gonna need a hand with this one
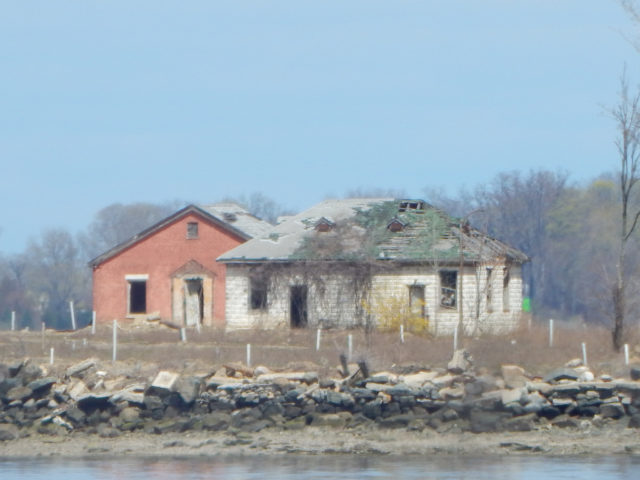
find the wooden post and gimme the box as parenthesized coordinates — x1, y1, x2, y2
(316, 328, 322, 351)
(246, 343, 252, 367)
(549, 319, 554, 347)
(11, 311, 15, 331)
(112, 319, 117, 363)
(581, 342, 587, 366)
(69, 301, 76, 330)
(347, 334, 353, 362)
(91, 311, 96, 335)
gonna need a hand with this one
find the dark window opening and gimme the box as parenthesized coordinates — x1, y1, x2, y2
(250, 278, 268, 310)
(187, 222, 199, 239)
(398, 200, 425, 213)
(290, 285, 308, 328)
(129, 280, 147, 314)
(486, 267, 493, 313)
(409, 284, 426, 317)
(439, 270, 457, 309)
(503, 267, 511, 312)
(315, 217, 335, 232)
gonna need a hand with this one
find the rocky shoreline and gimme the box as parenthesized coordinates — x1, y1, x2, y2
(2, 350, 640, 457)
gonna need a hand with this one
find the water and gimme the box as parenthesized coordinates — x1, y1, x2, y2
(1, 455, 639, 480)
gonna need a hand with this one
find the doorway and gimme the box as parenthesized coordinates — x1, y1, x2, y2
(290, 285, 308, 328)
(184, 278, 204, 326)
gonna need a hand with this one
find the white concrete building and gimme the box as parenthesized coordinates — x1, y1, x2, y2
(218, 198, 528, 335)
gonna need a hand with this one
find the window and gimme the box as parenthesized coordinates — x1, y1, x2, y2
(187, 222, 199, 239)
(439, 270, 457, 309)
(503, 267, 511, 312)
(409, 285, 426, 317)
(128, 280, 147, 314)
(486, 267, 493, 313)
(250, 277, 268, 310)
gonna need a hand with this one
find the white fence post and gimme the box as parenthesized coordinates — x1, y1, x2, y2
(112, 319, 118, 363)
(400, 324, 405, 344)
(180, 328, 187, 343)
(549, 319, 554, 347)
(581, 342, 588, 366)
(316, 328, 322, 351)
(69, 301, 76, 330)
(91, 311, 96, 335)
(347, 334, 353, 362)
(625, 344, 630, 366)
(246, 343, 252, 367)
(453, 324, 459, 351)
(11, 311, 16, 331)
(49, 347, 54, 365)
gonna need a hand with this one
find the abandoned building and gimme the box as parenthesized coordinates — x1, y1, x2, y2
(218, 198, 528, 335)
(90, 203, 272, 327)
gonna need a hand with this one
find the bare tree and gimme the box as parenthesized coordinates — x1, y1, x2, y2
(611, 72, 640, 350)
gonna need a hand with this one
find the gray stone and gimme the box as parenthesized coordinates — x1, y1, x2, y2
(4, 385, 32, 402)
(630, 365, 640, 381)
(448, 349, 473, 374)
(65, 359, 97, 378)
(377, 414, 414, 428)
(65, 407, 86, 425)
(26, 377, 57, 395)
(501, 365, 527, 389)
(551, 414, 580, 428)
(543, 368, 579, 383)
(202, 412, 231, 430)
(600, 402, 626, 419)
(0, 424, 18, 441)
(628, 414, 640, 428)
(173, 376, 201, 405)
(310, 412, 349, 428)
(119, 406, 140, 423)
(149, 371, 180, 396)
(504, 413, 537, 431)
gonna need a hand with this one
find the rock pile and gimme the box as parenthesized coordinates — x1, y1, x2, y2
(1, 351, 640, 441)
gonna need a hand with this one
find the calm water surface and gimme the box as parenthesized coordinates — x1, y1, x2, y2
(1, 455, 640, 480)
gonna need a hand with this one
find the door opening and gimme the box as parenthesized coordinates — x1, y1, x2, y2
(290, 285, 308, 328)
(184, 278, 204, 326)
(128, 280, 147, 314)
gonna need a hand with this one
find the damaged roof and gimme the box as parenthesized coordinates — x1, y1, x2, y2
(218, 198, 528, 264)
(90, 203, 272, 267)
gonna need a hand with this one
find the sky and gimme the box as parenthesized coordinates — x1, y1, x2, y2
(1, 1, 638, 254)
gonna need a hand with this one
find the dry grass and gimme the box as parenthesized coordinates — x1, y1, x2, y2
(1, 320, 639, 378)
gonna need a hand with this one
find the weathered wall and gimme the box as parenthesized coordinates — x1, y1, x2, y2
(225, 262, 523, 334)
(92, 213, 245, 326)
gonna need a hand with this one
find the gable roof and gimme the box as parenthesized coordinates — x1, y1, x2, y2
(218, 198, 528, 264)
(90, 203, 272, 267)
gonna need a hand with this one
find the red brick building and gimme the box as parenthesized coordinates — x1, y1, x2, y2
(90, 203, 271, 327)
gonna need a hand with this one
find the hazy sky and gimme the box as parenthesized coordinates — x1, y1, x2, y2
(1, 1, 638, 254)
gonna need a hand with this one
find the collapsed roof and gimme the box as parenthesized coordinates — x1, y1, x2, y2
(218, 198, 528, 264)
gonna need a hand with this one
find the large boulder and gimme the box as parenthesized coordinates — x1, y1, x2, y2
(501, 365, 527, 389)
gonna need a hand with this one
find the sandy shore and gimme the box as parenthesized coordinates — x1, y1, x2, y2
(2, 425, 640, 459)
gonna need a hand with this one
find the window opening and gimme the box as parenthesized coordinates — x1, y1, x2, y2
(187, 222, 199, 239)
(290, 285, 308, 328)
(503, 267, 511, 312)
(439, 270, 457, 309)
(486, 267, 493, 313)
(128, 280, 147, 314)
(250, 277, 268, 310)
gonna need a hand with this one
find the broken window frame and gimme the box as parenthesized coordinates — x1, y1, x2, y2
(186, 222, 199, 239)
(439, 270, 457, 309)
(249, 277, 268, 311)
